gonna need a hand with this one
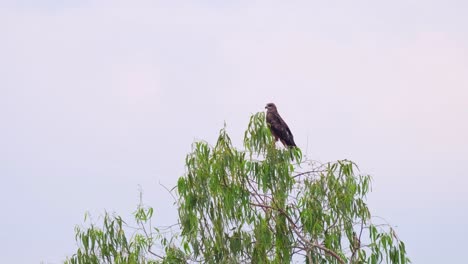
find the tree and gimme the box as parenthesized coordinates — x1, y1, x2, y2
(66, 112, 410, 264)
(65, 194, 186, 264)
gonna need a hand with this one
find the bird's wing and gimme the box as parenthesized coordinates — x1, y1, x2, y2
(269, 112, 296, 147)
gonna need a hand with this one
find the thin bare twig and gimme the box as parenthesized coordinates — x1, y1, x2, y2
(159, 181, 178, 204)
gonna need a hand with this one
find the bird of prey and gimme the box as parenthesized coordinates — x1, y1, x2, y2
(265, 103, 296, 148)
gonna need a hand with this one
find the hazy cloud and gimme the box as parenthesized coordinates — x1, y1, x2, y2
(1, 1, 467, 263)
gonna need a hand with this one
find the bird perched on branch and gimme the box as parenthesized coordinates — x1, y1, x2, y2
(265, 103, 296, 148)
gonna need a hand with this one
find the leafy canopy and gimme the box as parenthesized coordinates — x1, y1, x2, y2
(66, 112, 410, 264)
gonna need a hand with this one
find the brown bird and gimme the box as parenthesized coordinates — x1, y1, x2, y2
(265, 103, 296, 148)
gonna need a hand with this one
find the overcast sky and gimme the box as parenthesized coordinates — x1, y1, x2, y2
(1, 1, 467, 263)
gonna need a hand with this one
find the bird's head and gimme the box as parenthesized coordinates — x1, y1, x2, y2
(265, 103, 277, 111)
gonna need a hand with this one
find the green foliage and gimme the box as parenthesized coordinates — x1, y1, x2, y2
(177, 112, 410, 263)
(66, 112, 410, 264)
(65, 201, 187, 264)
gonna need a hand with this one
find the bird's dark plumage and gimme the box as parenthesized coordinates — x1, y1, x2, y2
(265, 103, 296, 148)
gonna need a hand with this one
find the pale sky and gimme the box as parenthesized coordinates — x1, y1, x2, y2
(1, 1, 467, 263)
